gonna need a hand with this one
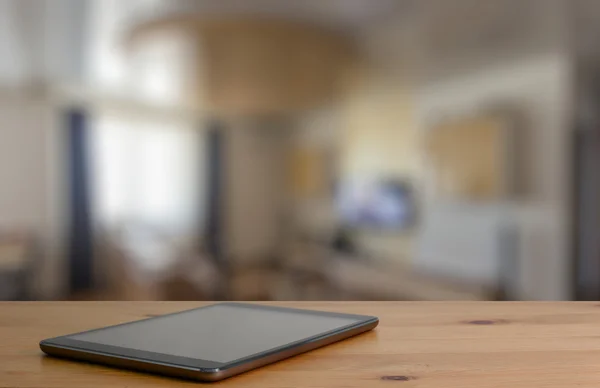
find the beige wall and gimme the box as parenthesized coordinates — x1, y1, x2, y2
(417, 54, 573, 300)
(340, 73, 420, 180)
(0, 90, 66, 299)
(336, 69, 420, 263)
(224, 119, 287, 264)
(286, 49, 421, 264)
(0, 96, 48, 229)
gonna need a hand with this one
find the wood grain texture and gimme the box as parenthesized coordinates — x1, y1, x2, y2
(2, 302, 600, 387)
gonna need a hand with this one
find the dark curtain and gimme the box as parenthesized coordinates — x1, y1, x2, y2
(205, 121, 225, 267)
(67, 108, 94, 293)
(572, 126, 600, 300)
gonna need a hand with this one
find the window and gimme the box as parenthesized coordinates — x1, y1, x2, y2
(92, 112, 205, 234)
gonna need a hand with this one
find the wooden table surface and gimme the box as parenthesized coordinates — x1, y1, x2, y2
(2, 302, 600, 387)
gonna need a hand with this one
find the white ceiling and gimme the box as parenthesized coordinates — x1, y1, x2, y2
(417, 0, 568, 79)
(3, 0, 598, 88)
(573, 0, 600, 60)
(127, 0, 568, 58)
(127, 0, 411, 33)
(0, 0, 88, 85)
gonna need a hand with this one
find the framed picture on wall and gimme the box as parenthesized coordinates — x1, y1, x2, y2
(288, 145, 336, 200)
(424, 110, 522, 202)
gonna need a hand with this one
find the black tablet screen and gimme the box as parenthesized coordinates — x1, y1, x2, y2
(70, 304, 360, 363)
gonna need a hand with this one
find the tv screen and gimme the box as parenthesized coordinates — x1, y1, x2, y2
(337, 179, 415, 229)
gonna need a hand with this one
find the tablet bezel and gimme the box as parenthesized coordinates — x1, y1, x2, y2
(40, 303, 378, 375)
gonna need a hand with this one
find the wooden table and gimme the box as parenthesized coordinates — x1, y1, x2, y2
(2, 302, 600, 387)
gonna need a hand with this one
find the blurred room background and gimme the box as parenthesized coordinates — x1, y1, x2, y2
(1, 0, 599, 301)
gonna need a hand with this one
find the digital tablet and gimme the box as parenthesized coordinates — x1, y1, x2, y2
(40, 303, 378, 381)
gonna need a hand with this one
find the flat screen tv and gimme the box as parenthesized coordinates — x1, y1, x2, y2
(337, 178, 415, 230)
